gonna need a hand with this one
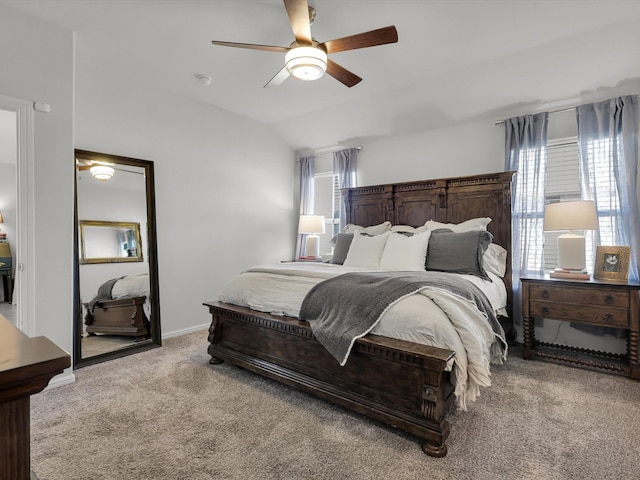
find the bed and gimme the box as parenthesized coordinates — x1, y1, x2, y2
(204, 171, 514, 457)
(83, 273, 151, 341)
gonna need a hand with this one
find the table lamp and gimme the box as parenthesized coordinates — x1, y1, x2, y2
(298, 215, 325, 259)
(543, 200, 597, 271)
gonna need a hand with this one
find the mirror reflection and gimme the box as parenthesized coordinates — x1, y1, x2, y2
(79, 220, 143, 264)
(74, 150, 161, 366)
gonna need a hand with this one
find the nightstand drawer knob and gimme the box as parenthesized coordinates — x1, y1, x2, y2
(604, 295, 614, 305)
(603, 313, 613, 321)
(542, 307, 550, 315)
(541, 290, 550, 299)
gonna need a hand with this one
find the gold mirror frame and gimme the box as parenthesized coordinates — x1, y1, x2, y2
(79, 220, 143, 264)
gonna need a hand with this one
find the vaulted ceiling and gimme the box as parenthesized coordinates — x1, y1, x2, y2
(5, 0, 640, 150)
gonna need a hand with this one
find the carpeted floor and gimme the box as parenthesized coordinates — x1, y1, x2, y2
(31, 330, 640, 480)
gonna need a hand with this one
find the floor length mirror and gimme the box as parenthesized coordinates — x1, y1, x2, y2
(74, 149, 161, 367)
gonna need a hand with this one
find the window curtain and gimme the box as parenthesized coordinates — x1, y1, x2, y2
(504, 113, 549, 325)
(576, 96, 640, 282)
(333, 148, 358, 232)
(295, 156, 315, 260)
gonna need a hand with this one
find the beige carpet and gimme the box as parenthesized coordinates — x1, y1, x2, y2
(31, 330, 640, 480)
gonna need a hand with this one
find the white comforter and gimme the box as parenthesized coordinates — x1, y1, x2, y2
(219, 263, 508, 410)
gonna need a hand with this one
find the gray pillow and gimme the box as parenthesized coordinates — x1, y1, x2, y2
(426, 229, 493, 281)
(331, 233, 354, 265)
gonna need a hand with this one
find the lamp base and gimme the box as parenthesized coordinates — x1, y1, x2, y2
(304, 234, 320, 259)
(549, 268, 590, 280)
(557, 234, 586, 271)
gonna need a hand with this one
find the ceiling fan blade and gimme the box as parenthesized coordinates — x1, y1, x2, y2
(283, 0, 312, 44)
(211, 40, 288, 53)
(319, 26, 398, 54)
(326, 59, 362, 88)
(264, 66, 290, 88)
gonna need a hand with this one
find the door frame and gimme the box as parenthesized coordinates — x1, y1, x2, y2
(0, 94, 35, 336)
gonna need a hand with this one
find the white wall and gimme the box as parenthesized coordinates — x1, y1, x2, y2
(74, 72, 295, 337)
(0, 5, 74, 381)
(358, 120, 504, 186)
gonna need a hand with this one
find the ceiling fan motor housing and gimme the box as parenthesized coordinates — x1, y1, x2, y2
(285, 46, 327, 80)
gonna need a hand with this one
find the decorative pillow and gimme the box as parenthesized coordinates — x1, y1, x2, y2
(380, 231, 431, 271)
(330, 233, 354, 265)
(343, 221, 391, 236)
(426, 229, 493, 281)
(483, 243, 508, 277)
(391, 224, 428, 234)
(343, 231, 390, 268)
(425, 217, 492, 232)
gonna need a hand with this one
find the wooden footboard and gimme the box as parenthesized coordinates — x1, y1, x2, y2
(204, 301, 457, 457)
(84, 296, 150, 341)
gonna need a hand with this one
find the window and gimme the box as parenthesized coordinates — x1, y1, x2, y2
(581, 136, 622, 248)
(313, 171, 340, 255)
(523, 136, 623, 274)
(543, 139, 582, 271)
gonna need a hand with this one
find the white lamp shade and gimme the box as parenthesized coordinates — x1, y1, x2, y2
(543, 200, 597, 232)
(298, 215, 326, 234)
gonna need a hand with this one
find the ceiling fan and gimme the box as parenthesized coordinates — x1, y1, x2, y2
(211, 0, 398, 88)
(76, 160, 143, 181)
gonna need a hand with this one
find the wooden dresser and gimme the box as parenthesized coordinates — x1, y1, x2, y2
(0, 316, 70, 480)
(521, 274, 640, 380)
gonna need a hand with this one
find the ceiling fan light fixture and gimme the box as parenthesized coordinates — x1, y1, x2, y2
(285, 46, 327, 81)
(90, 165, 115, 181)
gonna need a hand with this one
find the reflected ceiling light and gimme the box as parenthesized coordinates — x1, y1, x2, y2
(90, 165, 115, 181)
(285, 46, 327, 81)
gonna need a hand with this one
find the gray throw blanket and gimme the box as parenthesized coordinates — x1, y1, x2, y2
(88, 276, 122, 314)
(299, 271, 506, 366)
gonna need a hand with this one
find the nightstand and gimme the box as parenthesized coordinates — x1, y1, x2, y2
(521, 274, 640, 380)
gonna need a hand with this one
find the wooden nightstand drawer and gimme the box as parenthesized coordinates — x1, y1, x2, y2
(529, 284, 628, 308)
(529, 301, 628, 327)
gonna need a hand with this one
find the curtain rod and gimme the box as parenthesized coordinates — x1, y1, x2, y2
(296, 145, 362, 161)
(494, 106, 574, 126)
(494, 94, 640, 126)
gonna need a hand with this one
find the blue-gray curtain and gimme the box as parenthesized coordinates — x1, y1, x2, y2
(576, 96, 640, 282)
(295, 156, 315, 260)
(333, 148, 358, 232)
(504, 113, 549, 325)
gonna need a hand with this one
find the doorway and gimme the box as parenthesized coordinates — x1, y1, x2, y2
(0, 95, 35, 335)
(0, 108, 16, 324)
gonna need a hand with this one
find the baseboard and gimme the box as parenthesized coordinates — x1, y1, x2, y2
(162, 323, 209, 340)
(44, 370, 76, 391)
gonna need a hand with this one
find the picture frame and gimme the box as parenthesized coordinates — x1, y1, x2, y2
(594, 246, 631, 282)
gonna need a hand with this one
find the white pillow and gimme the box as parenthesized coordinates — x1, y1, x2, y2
(425, 217, 492, 232)
(343, 231, 390, 268)
(380, 231, 431, 271)
(343, 221, 391, 236)
(391, 224, 428, 234)
(483, 243, 508, 277)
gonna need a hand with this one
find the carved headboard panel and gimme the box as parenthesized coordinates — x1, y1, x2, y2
(344, 171, 515, 314)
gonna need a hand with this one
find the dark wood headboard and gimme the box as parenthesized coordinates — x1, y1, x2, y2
(344, 171, 515, 314)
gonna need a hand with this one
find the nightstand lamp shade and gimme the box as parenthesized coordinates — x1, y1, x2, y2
(298, 215, 325, 258)
(544, 200, 598, 270)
